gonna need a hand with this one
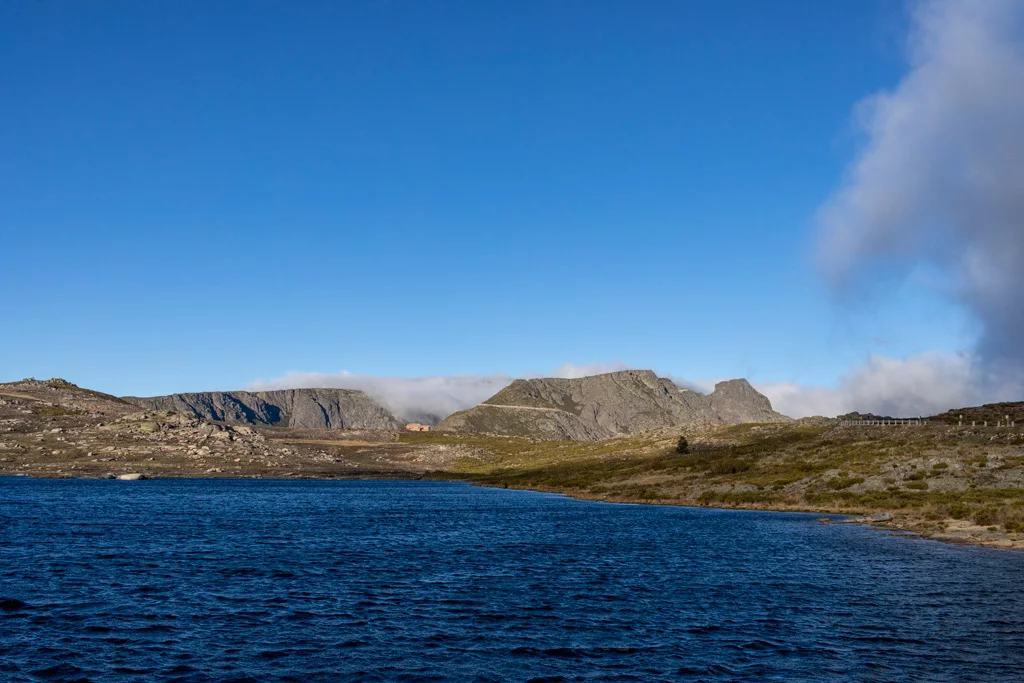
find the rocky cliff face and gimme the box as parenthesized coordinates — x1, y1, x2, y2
(707, 378, 786, 424)
(436, 370, 789, 440)
(124, 388, 401, 430)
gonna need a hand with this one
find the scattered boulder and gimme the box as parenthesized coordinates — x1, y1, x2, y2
(841, 512, 894, 525)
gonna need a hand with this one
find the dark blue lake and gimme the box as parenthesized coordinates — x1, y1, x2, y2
(1, 478, 1023, 682)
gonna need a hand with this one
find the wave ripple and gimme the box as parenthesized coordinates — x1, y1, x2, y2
(2, 478, 1023, 681)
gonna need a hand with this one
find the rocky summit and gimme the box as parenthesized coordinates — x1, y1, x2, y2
(435, 370, 790, 440)
(124, 388, 401, 430)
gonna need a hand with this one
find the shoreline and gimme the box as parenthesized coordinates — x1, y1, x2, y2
(4, 381, 1023, 553)
(468, 479, 1024, 551)
(5, 472, 1021, 551)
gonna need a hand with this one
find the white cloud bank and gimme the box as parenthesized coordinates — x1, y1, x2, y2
(248, 362, 632, 424)
(758, 352, 1023, 419)
(803, 0, 1024, 416)
(250, 2, 1024, 424)
(249, 371, 513, 425)
(250, 354, 1023, 422)
(817, 0, 1024, 366)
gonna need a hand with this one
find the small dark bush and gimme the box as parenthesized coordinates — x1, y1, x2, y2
(708, 457, 751, 475)
(973, 506, 1006, 527)
(621, 485, 662, 500)
(946, 503, 970, 520)
(676, 436, 690, 455)
(826, 476, 865, 490)
(33, 406, 82, 417)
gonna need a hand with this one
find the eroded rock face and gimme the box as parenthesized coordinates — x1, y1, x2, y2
(708, 379, 788, 425)
(124, 389, 401, 430)
(436, 370, 789, 440)
(436, 403, 611, 441)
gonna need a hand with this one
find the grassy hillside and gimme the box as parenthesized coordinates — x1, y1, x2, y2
(930, 402, 1024, 426)
(5, 378, 1024, 549)
(404, 418, 1024, 548)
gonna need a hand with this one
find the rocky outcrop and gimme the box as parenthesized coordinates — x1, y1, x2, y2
(123, 389, 401, 430)
(707, 379, 787, 424)
(436, 403, 612, 441)
(436, 370, 789, 440)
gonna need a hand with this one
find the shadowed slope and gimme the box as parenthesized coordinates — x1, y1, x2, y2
(124, 388, 401, 430)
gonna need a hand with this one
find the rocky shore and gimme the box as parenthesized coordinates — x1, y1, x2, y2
(4, 378, 1024, 550)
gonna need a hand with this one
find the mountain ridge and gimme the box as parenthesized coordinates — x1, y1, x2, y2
(4, 377, 1024, 548)
(436, 369, 790, 440)
(124, 388, 402, 430)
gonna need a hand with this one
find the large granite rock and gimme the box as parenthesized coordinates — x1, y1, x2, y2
(124, 388, 401, 430)
(436, 370, 789, 440)
(707, 378, 786, 424)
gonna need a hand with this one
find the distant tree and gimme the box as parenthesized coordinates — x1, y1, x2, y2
(676, 436, 690, 454)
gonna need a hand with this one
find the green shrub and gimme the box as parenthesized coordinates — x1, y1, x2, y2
(677, 451, 750, 474)
(34, 406, 82, 417)
(708, 457, 751, 475)
(946, 503, 970, 519)
(620, 485, 662, 500)
(698, 490, 785, 506)
(932, 462, 949, 471)
(676, 436, 690, 454)
(906, 471, 926, 481)
(826, 476, 865, 490)
(905, 481, 929, 490)
(973, 507, 999, 526)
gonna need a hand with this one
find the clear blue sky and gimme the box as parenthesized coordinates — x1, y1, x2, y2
(0, 1, 974, 396)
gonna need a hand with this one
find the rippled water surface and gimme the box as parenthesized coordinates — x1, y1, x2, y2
(2, 479, 1024, 681)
